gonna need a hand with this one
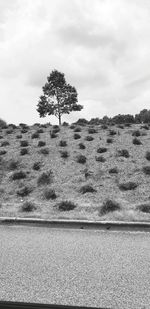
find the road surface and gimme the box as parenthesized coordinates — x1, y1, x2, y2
(0, 225, 149, 308)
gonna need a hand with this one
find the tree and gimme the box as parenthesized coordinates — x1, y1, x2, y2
(37, 70, 83, 125)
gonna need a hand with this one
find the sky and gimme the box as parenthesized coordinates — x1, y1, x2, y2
(1, 0, 150, 125)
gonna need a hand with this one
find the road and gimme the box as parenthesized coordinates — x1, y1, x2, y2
(0, 225, 149, 309)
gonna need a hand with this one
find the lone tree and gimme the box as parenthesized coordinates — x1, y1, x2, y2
(37, 70, 83, 125)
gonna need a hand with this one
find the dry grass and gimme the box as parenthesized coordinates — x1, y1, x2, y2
(0, 123, 150, 221)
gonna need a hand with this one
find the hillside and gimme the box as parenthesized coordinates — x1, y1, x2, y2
(0, 122, 150, 221)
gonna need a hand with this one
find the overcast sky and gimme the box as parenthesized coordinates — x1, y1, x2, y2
(1, 0, 150, 125)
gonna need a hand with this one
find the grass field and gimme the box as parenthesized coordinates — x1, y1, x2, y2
(0, 122, 150, 221)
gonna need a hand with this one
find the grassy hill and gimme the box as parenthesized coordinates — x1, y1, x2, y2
(0, 121, 150, 221)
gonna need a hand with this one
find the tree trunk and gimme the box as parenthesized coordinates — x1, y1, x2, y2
(59, 114, 61, 126)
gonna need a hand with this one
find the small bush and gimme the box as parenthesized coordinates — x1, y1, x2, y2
(95, 156, 106, 162)
(117, 149, 129, 158)
(20, 140, 29, 147)
(37, 170, 53, 186)
(109, 167, 118, 174)
(17, 186, 32, 197)
(88, 128, 97, 134)
(60, 151, 69, 158)
(70, 125, 75, 129)
(79, 143, 86, 149)
(74, 133, 81, 140)
(8, 159, 19, 170)
(85, 136, 94, 141)
(79, 185, 96, 194)
(97, 147, 107, 153)
(21, 201, 37, 212)
(20, 148, 28, 156)
(32, 161, 41, 171)
(1, 141, 9, 147)
(38, 141, 46, 147)
(39, 147, 49, 155)
(0, 150, 7, 155)
(19, 123, 28, 129)
(109, 130, 116, 136)
(43, 188, 57, 200)
(52, 126, 60, 134)
(119, 181, 138, 191)
(50, 131, 58, 138)
(141, 125, 149, 130)
(76, 154, 86, 164)
(59, 140, 67, 147)
(143, 166, 150, 175)
(36, 128, 44, 134)
(11, 171, 26, 180)
(6, 129, 13, 134)
(16, 135, 22, 139)
(57, 200, 77, 211)
(31, 132, 40, 139)
(132, 130, 141, 137)
(137, 203, 150, 213)
(132, 138, 142, 145)
(21, 129, 28, 134)
(62, 122, 69, 126)
(100, 199, 121, 215)
(106, 138, 113, 143)
(74, 127, 81, 132)
(0, 136, 3, 139)
(117, 125, 124, 129)
(101, 125, 108, 130)
(145, 151, 150, 161)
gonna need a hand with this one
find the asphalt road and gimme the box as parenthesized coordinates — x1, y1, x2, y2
(0, 225, 149, 309)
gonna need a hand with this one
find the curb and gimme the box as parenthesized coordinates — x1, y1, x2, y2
(0, 217, 150, 231)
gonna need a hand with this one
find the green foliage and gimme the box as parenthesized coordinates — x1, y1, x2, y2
(16, 135, 22, 139)
(132, 130, 141, 137)
(117, 149, 129, 158)
(8, 159, 19, 170)
(88, 128, 97, 134)
(106, 138, 113, 143)
(85, 135, 94, 141)
(43, 188, 57, 200)
(100, 199, 121, 215)
(1, 141, 9, 147)
(11, 171, 26, 180)
(20, 148, 28, 156)
(109, 129, 117, 136)
(60, 150, 69, 158)
(56, 200, 77, 211)
(74, 127, 82, 132)
(109, 167, 118, 174)
(79, 185, 96, 194)
(143, 166, 150, 175)
(20, 140, 29, 147)
(95, 156, 106, 162)
(119, 181, 138, 190)
(76, 154, 86, 164)
(17, 186, 32, 197)
(59, 140, 67, 147)
(145, 151, 150, 161)
(39, 147, 49, 155)
(132, 138, 142, 145)
(38, 141, 46, 147)
(0, 150, 7, 155)
(79, 143, 86, 149)
(74, 133, 81, 139)
(37, 170, 53, 186)
(37, 70, 83, 125)
(31, 132, 40, 139)
(137, 203, 150, 213)
(97, 147, 107, 153)
(21, 201, 37, 212)
(32, 161, 41, 171)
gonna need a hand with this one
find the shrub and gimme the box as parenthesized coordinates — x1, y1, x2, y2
(19, 123, 28, 129)
(33, 161, 41, 171)
(132, 130, 141, 137)
(0, 150, 7, 155)
(74, 127, 81, 132)
(106, 138, 113, 143)
(79, 185, 96, 194)
(74, 133, 81, 139)
(50, 131, 58, 138)
(39, 147, 49, 155)
(100, 199, 121, 215)
(20, 140, 28, 147)
(119, 181, 138, 191)
(132, 138, 142, 145)
(16, 135, 22, 139)
(109, 130, 116, 136)
(52, 126, 60, 134)
(88, 128, 97, 134)
(1, 141, 9, 147)
(109, 167, 118, 174)
(85, 136, 94, 141)
(76, 154, 86, 164)
(143, 166, 150, 175)
(97, 147, 107, 153)
(38, 141, 46, 147)
(37, 170, 53, 186)
(56, 200, 77, 211)
(8, 159, 19, 170)
(62, 121, 69, 126)
(0, 136, 3, 139)
(141, 125, 149, 130)
(101, 125, 108, 130)
(20, 148, 28, 156)
(70, 125, 75, 129)
(17, 186, 32, 197)
(21, 201, 37, 212)
(117, 149, 129, 158)
(6, 129, 13, 134)
(31, 132, 40, 139)
(59, 140, 67, 147)
(117, 125, 124, 129)
(43, 188, 57, 200)
(79, 143, 86, 149)
(21, 128, 28, 134)
(36, 128, 44, 134)
(11, 171, 26, 180)
(145, 151, 150, 161)
(95, 156, 106, 162)
(137, 203, 150, 213)
(60, 151, 69, 158)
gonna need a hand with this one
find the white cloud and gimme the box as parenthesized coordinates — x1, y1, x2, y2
(1, 0, 150, 124)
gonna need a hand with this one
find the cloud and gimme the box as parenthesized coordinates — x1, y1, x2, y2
(1, 0, 150, 124)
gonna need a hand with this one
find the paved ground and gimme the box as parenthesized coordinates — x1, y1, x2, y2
(0, 225, 149, 309)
